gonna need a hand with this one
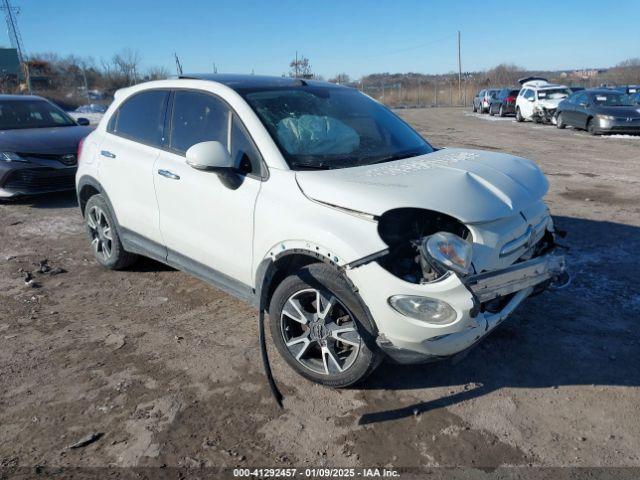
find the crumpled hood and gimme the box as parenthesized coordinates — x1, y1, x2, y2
(0, 126, 93, 154)
(538, 98, 562, 109)
(295, 148, 548, 224)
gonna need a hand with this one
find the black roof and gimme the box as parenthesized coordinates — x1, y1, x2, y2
(177, 73, 345, 91)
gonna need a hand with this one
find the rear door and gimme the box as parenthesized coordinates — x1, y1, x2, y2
(99, 89, 169, 251)
(154, 89, 263, 288)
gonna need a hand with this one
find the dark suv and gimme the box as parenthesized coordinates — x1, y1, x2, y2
(489, 88, 520, 117)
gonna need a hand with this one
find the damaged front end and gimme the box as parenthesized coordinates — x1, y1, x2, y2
(344, 207, 569, 364)
(533, 105, 558, 124)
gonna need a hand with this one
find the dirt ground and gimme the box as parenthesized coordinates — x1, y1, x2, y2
(1, 108, 639, 476)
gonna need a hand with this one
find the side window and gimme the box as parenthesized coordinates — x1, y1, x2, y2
(169, 90, 229, 154)
(112, 90, 169, 147)
(230, 114, 262, 176)
(575, 93, 588, 106)
(524, 89, 535, 100)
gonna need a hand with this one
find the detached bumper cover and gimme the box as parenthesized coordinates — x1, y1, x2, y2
(466, 254, 565, 303)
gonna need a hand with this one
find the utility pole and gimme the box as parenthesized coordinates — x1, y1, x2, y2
(174, 53, 183, 76)
(1, 0, 30, 93)
(418, 79, 421, 106)
(457, 30, 462, 106)
(434, 80, 438, 107)
(213, 62, 217, 74)
(294, 51, 299, 77)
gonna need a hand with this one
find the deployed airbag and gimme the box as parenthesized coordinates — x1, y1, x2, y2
(276, 115, 359, 155)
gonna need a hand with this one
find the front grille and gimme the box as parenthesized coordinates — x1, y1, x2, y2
(17, 152, 77, 166)
(3, 168, 76, 192)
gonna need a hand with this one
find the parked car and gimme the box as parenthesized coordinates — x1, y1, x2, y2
(488, 88, 520, 117)
(473, 89, 499, 113)
(77, 75, 568, 386)
(75, 103, 108, 114)
(624, 86, 640, 105)
(515, 78, 572, 123)
(555, 89, 640, 135)
(0, 95, 92, 199)
(569, 86, 585, 93)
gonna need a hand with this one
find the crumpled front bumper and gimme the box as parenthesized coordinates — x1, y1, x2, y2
(346, 252, 567, 364)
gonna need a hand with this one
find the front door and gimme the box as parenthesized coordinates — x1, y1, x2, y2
(154, 90, 263, 288)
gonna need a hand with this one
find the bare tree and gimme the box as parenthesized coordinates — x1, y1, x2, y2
(289, 54, 313, 79)
(112, 48, 141, 86)
(328, 73, 350, 84)
(145, 65, 170, 81)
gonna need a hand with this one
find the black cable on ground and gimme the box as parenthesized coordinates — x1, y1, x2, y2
(258, 305, 283, 408)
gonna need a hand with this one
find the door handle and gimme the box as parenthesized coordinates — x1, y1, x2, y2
(100, 150, 116, 158)
(158, 169, 180, 180)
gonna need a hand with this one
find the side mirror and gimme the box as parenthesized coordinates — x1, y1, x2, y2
(76, 117, 90, 126)
(186, 141, 234, 173)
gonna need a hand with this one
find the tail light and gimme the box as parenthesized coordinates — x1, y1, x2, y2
(77, 136, 86, 161)
(506, 96, 516, 102)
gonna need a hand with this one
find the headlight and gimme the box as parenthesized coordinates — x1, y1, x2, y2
(389, 295, 457, 324)
(597, 115, 615, 121)
(1, 152, 28, 163)
(420, 232, 473, 276)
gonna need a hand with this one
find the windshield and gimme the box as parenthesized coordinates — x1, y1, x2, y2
(0, 99, 76, 130)
(591, 92, 634, 107)
(537, 88, 571, 100)
(241, 86, 433, 170)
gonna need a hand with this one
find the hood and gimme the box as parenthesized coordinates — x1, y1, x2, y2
(592, 105, 640, 117)
(0, 126, 93, 155)
(295, 148, 549, 224)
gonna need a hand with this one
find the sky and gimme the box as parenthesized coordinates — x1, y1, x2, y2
(10, 0, 640, 79)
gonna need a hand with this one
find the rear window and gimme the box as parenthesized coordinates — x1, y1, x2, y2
(509, 90, 520, 97)
(110, 90, 169, 147)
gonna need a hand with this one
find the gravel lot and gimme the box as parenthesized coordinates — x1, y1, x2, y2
(1, 108, 639, 474)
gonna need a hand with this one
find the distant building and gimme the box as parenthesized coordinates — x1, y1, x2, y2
(0, 47, 21, 80)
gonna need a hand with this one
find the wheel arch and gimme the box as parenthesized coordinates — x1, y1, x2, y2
(76, 175, 122, 231)
(255, 249, 342, 312)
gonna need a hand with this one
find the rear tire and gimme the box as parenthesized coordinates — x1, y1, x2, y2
(516, 107, 524, 122)
(489, 105, 495, 116)
(268, 263, 380, 387)
(499, 105, 505, 117)
(472, 103, 477, 113)
(84, 194, 137, 270)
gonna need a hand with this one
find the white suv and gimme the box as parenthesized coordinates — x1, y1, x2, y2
(516, 77, 572, 123)
(76, 74, 567, 387)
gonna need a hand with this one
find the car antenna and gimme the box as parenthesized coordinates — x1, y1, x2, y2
(258, 288, 284, 408)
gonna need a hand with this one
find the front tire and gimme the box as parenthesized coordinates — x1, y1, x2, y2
(499, 105, 505, 117)
(84, 194, 137, 270)
(268, 263, 380, 387)
(556, 112, 566, 129)
(516, 107, 524, 122)
(587, 118, 598, 135)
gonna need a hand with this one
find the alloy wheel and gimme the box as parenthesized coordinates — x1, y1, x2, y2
(87, 206, 113, 261)
(280, 288, 361, 375)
